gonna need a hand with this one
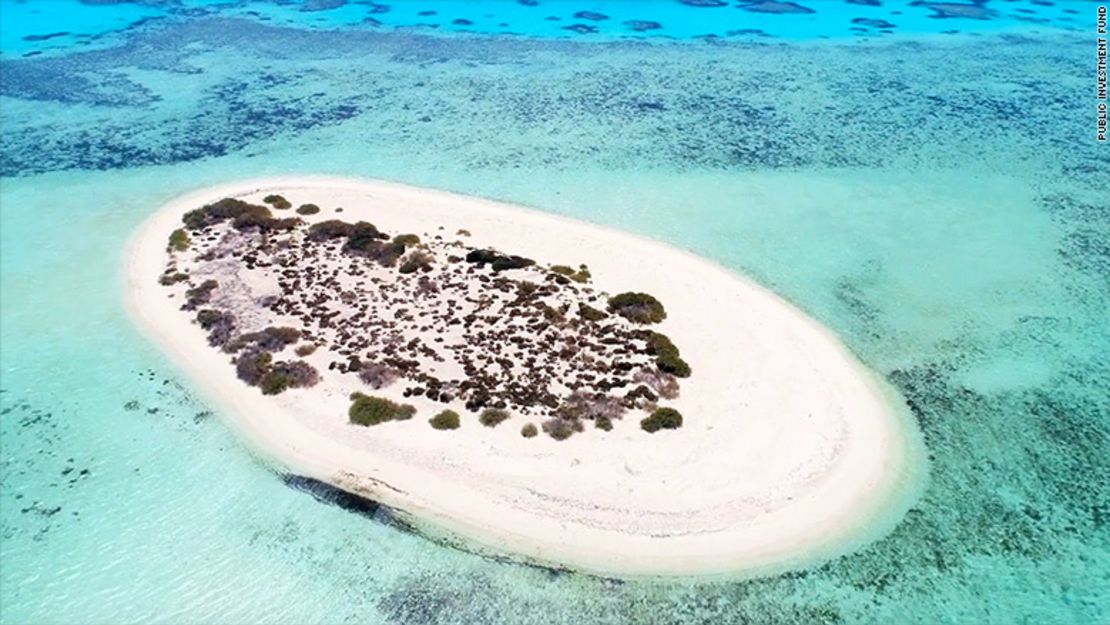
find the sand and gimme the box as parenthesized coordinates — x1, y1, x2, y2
(123, 175, 926, 579)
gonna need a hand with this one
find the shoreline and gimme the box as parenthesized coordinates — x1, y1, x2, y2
(123, 175, 926, 579)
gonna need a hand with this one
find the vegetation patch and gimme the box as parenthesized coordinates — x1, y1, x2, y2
(358, 362, 399, 389)
(647, 332, 691, 378)
(159, 271, 189, 286)
(259, 361, 320, 395)
(393, 234, 420, 246)
(466, 249, 535, 272)
(295, 203, 321, 215)
(399, 251, 433, 274)
(195, 309, 236, 347)
(263, 194, 292, 210)
(429, 409, 461, 430)
(641, 407, 683, 433)
(542, 417, 584, 441)
(349, 393, 416, 426)
(478, 408, 510, 427)
(521, 423, 538, 438)
(183, 197, 300, 233)
(225, 326, 301, 353)
(182, 279, 218, 310)
(607, 292, 666, 324)
(168, 228, 190, 252)
(578, 303, 608, 322)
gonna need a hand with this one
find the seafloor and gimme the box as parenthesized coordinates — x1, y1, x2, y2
(0, 1, 1107, 624)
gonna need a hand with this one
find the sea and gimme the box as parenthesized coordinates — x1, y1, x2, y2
(1, 1, 1107, 623)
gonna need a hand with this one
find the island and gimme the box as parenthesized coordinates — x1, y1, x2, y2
(125, 176, 925, 578)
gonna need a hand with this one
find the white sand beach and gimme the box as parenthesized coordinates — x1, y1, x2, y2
(124, 176, 925, 579)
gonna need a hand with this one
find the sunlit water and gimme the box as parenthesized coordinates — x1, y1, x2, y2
(1, 1, 1108, 624)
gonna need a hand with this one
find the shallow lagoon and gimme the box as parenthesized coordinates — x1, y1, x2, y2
(1, 1, 1108, 624)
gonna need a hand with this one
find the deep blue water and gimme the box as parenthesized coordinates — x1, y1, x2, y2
(1, 1, 1108, 624)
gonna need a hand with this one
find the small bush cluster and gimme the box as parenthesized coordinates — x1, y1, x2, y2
(550, 264, 590, 283)
(168, 228, 190, 252)
(521, 423, 538, 438)
(555, 391, 625, 423)
(465, 249, 535, 272)
(478, 408, 510, 427)
(607, 292, 666, 324)
(429, 410, 460, 430)
(399, 251, 433, 274)
(182, 279, 218, 310)
(295, 203, 321, 215)
(260, 361, 320, 395)
(641, 407, 683, 433)
(305, 220, 410, 266)
(349, 393, 416, 426)
(196, 309, 236, 347)
(358, 362, 398, 389)
(263, 194, 292, 209)
(159, 271, 189, 286)
(647, 332, 691, 378)
(633, 368, 679, 400)
(577, 303, 608, 322)
(225, 326, 301, 353)
(542, 417, 584, 441)
(182, 198, 300, 233)
(393, 234, 420, 246)
(294, 344, 317, 357)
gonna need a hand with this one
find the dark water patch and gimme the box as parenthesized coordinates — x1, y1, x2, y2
(281, 474, 383, 517)
(910, 1, 995, 20)
(847, 0, 881, 5)
(679, 0, 728, 7)
(573, 11, 609, 21)
(300, 0, 346, 12)
(851, 17, 897, 28)
(563, 24, 598, 35)
(737, 1, 816, 14)
(624, 19, 663, 32)
(22, 32, 70, 42)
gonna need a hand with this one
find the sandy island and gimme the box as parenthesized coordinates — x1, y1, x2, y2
(124, 176, 925, 579)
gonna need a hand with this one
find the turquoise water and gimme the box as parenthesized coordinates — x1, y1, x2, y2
(1, 1, 1108, 624)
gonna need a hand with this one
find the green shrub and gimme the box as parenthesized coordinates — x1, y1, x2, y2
(295, 203, 321, 215)
(393, 233, 420, 246)
(168, 228, 190, 252)
(235, 350, 272, 386)
(578, 303, 608, 322)
(263, 194, 292, 209)
(596, 416, 613, 431)
(570, 266, 591, 283)
(307, 219, 355, 240)
(349, 393, 416, 426)
(429, 410, 461, 430)
(607, 292, 666, 324)
(521, 423, 538, 438)
(183, 279, 218, 310)
(159, 271, 189, 286)
(294, 344, 317, 357)
(542, 417, 583, 441)
(647, 332, 691, 378)
(399, 251, 433, 274)
(466, 249, 535, 272)
(641, 407, 683, 433)
(550, 265, 575, 276)
(479, 408, 510, 427)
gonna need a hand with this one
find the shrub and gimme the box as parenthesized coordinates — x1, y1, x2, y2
(521, 423, 538, 438)
(294, 344, 317, 357)
(195, 309, 236, 347)
(399, 251, 433, 274)
(225, 326, 301, 353)
(259, 360, 320, 395)
(466, 249, 535, 272)
(607, 292, 666, 324)
(570, 266, 591, 283)
(182, 279, 218, 310)
(159, 271, 189, 286)
(596, 416, 613, 431)
(479, 408, 510, 427)
(349, 393, 416, 426)
(456, 229, 471, 237)
(647, 332, 691, 378)
(295, 203, 321, 215)
(168, 228, 190, 252)
(641, 407, 683, 433)
(343, 222, 391, 252)
(263, 194, 292, 209)
(236, 350, 272, 386)
(307, 219, 355, 241)
(429, 410, 460, 430)
(578, 303, 608, 322)
(556, 390, 625, 422)
(633, 368, 679, 400)
(393, 233, 420, 246)
(550, 265, 575, 276)
(542, 417, 583, 441)
(358, 362, 398, 389)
